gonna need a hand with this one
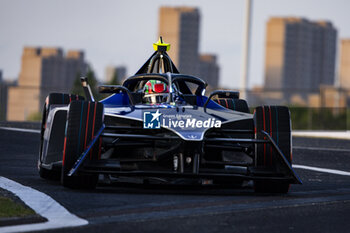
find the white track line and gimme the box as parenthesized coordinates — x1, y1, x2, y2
(293, 164, 350, 176)
(294, 146, 350, 153)
(0, 127, 40, 134)
(0, 177, 88, 233)
(293, 131, 350, 140)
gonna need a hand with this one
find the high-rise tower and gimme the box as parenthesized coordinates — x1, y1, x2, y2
(339, 39, 350, 89)
(7, 47, 87, 121)
(158, 7, 200, 76)
(264, 17, 337, 99)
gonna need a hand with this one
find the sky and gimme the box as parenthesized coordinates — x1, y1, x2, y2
(1, 0, 350, 89)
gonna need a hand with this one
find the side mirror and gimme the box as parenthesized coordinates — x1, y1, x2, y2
(80, 77, 95, 102)
(99, 85, 135, 106)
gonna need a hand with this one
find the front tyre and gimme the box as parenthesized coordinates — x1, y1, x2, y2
(38, 93, 84, 180)
(253, 106, 292, 193)
(61, 101, 103, 189)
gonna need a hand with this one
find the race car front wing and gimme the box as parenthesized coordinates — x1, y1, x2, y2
(68, 125, 302, 185)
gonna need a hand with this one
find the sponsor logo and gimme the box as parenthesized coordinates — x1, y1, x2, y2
(162, 117, 221, 129)
(187, 134, 198, 139)
(143, 109, 221, 129)
(143, 110, 162, 129)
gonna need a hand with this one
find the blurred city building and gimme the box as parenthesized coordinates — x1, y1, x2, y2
(7, 47, 87, 121)
(301, 39, 350, 108)
(319, 85, 347, 107)
(0, 70, 6, 121)
(159, 7, 200, 77)
(104, 65, 127, 84)
(0, 81, 8, 121)
(0, 80, 16, 121)
(339, 39, 350, 106)
(199, 54, 219, 88)
(263, 17, 337, 104)
(0, 70, 17, 121)
(158, 6, 220, 88)
(340, 39, 350, 89)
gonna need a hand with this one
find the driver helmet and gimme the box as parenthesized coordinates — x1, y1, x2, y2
(143, 80, 169, 104)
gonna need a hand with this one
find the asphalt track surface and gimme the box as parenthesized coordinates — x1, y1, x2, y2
(1, 128, 350, 233)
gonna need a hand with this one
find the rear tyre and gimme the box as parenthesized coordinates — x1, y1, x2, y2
(214, 98, 250, 113)
(38, 93, 84, 180)
(253, 106, 292, 193)
(61, 101, 103, 189)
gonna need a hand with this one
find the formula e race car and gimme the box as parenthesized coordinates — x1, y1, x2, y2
(38, 38, 302, 193)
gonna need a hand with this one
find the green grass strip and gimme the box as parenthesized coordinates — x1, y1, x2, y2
(0, 196, 35, 218)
